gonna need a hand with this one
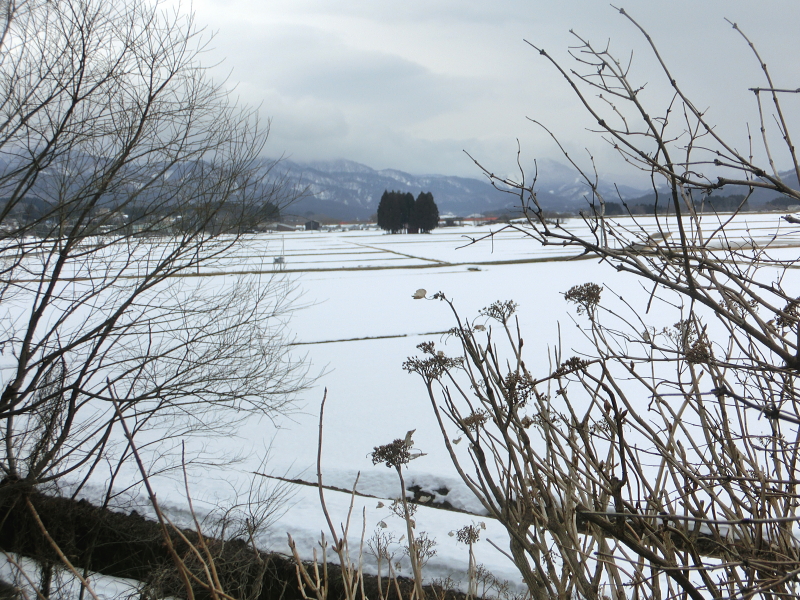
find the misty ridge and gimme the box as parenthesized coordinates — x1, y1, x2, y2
(3, 149, 793, 226)
(268, 157, 799, 221)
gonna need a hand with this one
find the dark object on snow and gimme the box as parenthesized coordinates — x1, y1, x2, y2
(783, 214, 800, 225)
(0, 489, 468, 600)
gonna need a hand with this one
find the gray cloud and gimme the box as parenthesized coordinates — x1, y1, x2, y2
(187, 0, 800, 180)
(258, 26, 485, 120)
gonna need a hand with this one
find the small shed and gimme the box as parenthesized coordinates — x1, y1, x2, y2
(305, 220, 321, 231)
(265, 223, 295, 232)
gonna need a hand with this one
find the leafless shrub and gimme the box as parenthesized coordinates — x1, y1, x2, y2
(291, 392, 439, 600)
(411, 8, 800, 600)
(0, 0, 306, 597)
(0, 0, 307, 496)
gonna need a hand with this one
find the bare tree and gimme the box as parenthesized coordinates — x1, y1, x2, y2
(407, 9, 800, 600)
(0, 0, 306, 495)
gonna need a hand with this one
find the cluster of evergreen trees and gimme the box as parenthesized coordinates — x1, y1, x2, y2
(376, 190, 439, 233)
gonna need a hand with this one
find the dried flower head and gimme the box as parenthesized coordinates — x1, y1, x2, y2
(407, 532, 437, 565)
(686, 339, 711, 364)
(389, 498, 417, 521)
(527, 409, 565, 429)
(502, 371, 535, 406)
(776, 298, 800, 329)
(564, 283, 602, 314)
(555, 356, 590, 377)
(722, 291, 758, 317)
(455, 523, 482, 545)
(479, 300, 519, 324)
(371, 438, 411, 469)
(461, 409, 489, 432)
(667, 319, 698, 348)
(403, 342, 463, 382)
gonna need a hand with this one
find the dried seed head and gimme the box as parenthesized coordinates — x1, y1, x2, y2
(479, 300, 519, 324)
(686, 339, 712, 364)
(455, 524, 481, 545)
(564, 283, 602, 314)
(371, 438, 411, 468)
(461, 409, 489, 432)
(776, 297, 800, 329)
(555, 356, 590, 377)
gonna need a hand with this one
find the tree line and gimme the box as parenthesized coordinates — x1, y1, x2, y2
(376, 190, 438, 233)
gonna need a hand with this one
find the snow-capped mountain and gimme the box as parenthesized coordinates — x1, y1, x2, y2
(268, 159, 517, 220)
(530, 158, 645, 208)
(268, 158, 654, 220)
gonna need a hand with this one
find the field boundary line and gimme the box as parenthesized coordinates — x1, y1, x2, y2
(349, 241, 450, 264)
(8, 253, 596, 283)
(289, 330, 450, 346)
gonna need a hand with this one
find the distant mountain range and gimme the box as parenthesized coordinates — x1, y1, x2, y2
(269, 158, 519, 220)
(268, 158, 800, 220)
(270, 157, 653, 220)
(5, 150, 791, 222)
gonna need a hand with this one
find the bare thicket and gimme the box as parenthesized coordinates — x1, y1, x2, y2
(407, 9, 800, 600)
(0, 0, 306, 595)
(0, 0, 306, 491)
(289, 392, 485, 600)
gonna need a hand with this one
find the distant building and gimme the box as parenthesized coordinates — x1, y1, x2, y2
(439, 213, 463, 227)
(305, 220, 321, 231)
(0, 218, 19, 234)
(264, 222, 296, 232)
(463, 214, 499, 226)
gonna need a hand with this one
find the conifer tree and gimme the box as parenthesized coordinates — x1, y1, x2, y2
(412, 192, 439, 233)
(401, 192, 415, 232)
(377, 190, 404, 233)
(377, 190, 438, 233)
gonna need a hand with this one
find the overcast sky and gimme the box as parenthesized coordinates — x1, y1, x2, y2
(186, 0, 800, 183)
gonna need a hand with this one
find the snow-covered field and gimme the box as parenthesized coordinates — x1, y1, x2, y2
(8, 212, 800, 596)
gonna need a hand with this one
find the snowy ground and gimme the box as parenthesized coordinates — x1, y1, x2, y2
(10, 212, 800, 596)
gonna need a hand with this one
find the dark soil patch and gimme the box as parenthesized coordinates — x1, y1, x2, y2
(0, 486, 469, 600)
